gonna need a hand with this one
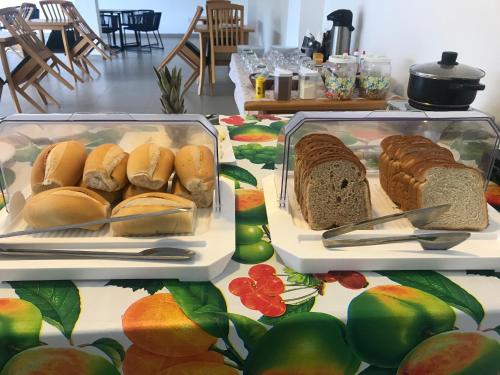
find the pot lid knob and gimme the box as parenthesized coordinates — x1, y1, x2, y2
(439, 51, 458, 66)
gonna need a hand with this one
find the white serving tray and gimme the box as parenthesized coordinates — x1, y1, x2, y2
(263, 174, 500, 273)
(0, 177, 235, 282)
(215, 126, 236, 164)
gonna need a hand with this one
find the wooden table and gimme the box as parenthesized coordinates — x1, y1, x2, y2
(244, 97, 387, 114)
(229, 53, 387, 114)
(27, 19, 79, 78)
(194, 24, 254, 95)
(0, 30, 22, 112)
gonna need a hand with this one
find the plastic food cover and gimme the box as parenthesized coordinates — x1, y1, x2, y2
(275, 111, 500, 207)
(0, 113, 221, 212)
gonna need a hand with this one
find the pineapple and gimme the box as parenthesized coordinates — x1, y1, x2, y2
(154, 66, 187, 114)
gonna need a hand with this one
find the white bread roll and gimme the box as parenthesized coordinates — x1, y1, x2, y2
(127, 144, 175, 190)
(79, 180, 124, 205)
(122, 184, 164, 200)
(24, 187, 110, 230)
(170, 174, 192, 200)
(31, 141, 87, 194)
(111, 192, 196, 236)
(170, 173, 213, 208)
(174, 145, 215, 208)
(83, 144, 128, 192)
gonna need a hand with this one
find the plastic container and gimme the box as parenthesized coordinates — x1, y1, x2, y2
(0, 113, 236, 282)
(265, 110, 500, 273)
(360, 55, 391, 99)
(324, 54, 357, 100)
(299, 68, 322, 99)
(274, 68, 293, 100)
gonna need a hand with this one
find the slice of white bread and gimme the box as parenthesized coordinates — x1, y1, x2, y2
(379, 135, 488, 231)
(294, 134, 372, 230)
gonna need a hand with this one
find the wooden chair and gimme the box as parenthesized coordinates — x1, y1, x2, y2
(40, 0, 99, 78)
(0, 7, 79, 112)
(20, 3, 37, 20)
(59, 1, 112, 61)
(206, 2, 244, 87)
(157, 6, 211, 95)
(39, 0, 69, 21)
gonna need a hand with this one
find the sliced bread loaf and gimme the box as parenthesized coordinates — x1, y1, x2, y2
(379, 135, 488, 231)
(294, 134, 372, 230)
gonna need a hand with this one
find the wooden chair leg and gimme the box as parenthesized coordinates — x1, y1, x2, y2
(33, 82, 60, 108)
(51, 56, 83, 84)
(182, 70, 199, 96)
(208, 63, 215, 95)
(198, 62, 206, 96)
(73, 59, 90, 78)
(210, 53, 216, 85)
(83, 56, 101, 76)
(34, 85, 48, 105)
(17, 88, 46, 113)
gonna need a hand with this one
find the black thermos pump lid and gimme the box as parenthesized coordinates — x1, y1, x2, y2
(327, 9, 355, 31)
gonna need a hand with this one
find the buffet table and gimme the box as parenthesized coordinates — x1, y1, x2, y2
(0, 114, 499, 374)
(229, 54, 388, 115)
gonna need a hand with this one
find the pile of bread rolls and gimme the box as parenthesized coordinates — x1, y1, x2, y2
(24, 140, 215, 236)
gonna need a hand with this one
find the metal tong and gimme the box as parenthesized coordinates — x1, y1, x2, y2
(321, 204, 471, 250)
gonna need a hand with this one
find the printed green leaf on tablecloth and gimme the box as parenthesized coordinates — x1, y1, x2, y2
(259, 297, 316, 326)
(234, 144, 278, 169)
(283, 267, 322, 288)
(105, 279, 166, 295)
(81, 338, 125, 369)
(220, 164, 257, 187)
(164, 280, 229, 338)
(225, 313, 266, 352)
(378, 270, 485, 325)
(8, 281, 81, 342)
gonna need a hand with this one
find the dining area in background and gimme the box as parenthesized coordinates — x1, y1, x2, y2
(0, 1, 113, 113)
(158, 1, 254, 96)
(98, 9, 163, 52)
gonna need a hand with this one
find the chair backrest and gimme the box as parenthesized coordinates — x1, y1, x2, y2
(0, 7, 52, 61)
(206, 2, 244, 52)
(100, 13, 119, 30)
(152, 12, 162, 30)
(156, 6, 203, 70)
(121, 9, 153, 26)
(39, 0, 69, 21)
(59, 1, 98, 39)
(20, 3, 37, 20)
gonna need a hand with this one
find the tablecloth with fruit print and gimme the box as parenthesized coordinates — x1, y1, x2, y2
(0, 114, 499, 375)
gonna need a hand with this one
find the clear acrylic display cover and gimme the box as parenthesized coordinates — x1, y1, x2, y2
(0, 113, 235, 281)
(264, 111, 500, 273)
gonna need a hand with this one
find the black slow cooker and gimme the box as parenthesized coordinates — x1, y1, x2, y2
(408, 51, 485, 111)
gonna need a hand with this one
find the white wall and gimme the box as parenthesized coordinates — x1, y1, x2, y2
(97, 0, 247, 34)
(246, 0, 289, 50)
(319, 0, 500, 118)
